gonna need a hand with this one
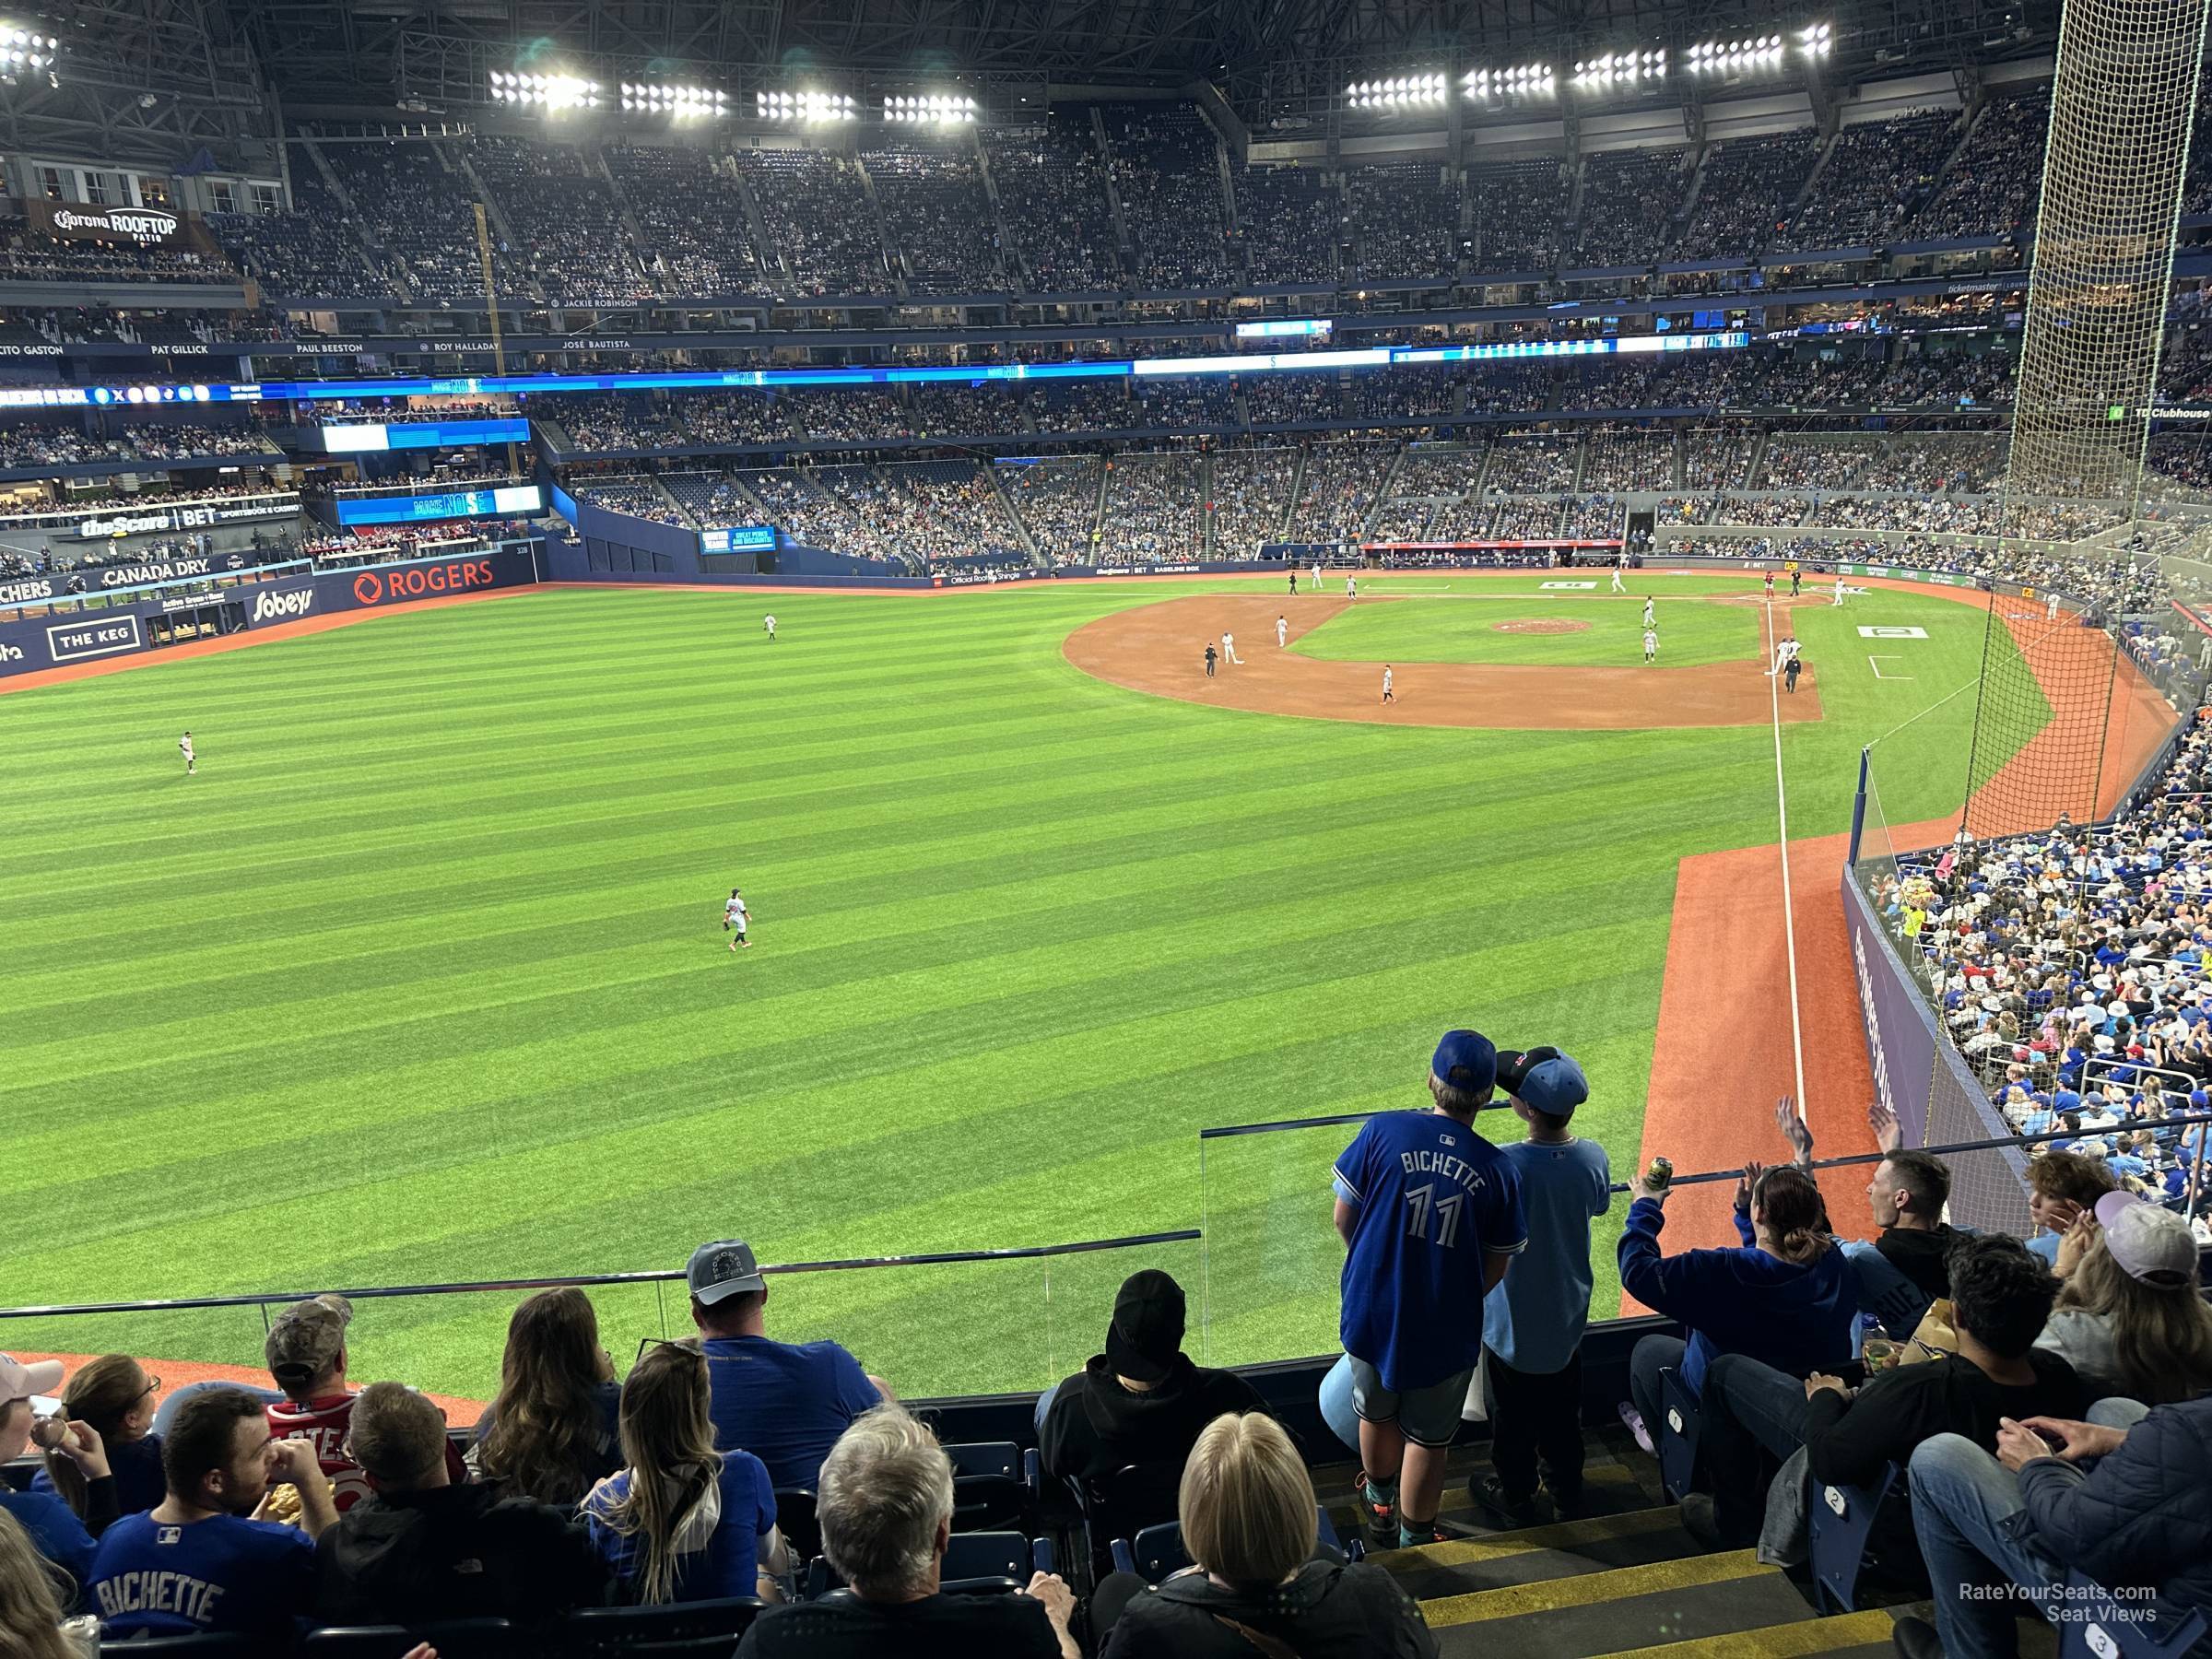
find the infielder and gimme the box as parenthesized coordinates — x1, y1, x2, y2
(1276, 614, 1288, 648)
(724, 888, 751, 951)
(179, 731, 196, 775)
(1382, 664, 1394, 704)
(1768, 632, 1802, 677)
(2046, 592, 2062, 622)
(1642, 628, 1658, 665)
(1312, 561, 1324, 593)
(1221, 629, 1243, 665)
(1642, 596, 1655, 629)
(1345, 574, 1358, 600)
(763, 614, 777, 640)
(1832, 574, 1847, 607)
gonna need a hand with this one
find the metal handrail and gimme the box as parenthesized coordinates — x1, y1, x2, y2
(0, 1228, 1203, 1323)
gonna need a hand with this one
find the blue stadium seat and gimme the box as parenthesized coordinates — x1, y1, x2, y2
(807, 1532, 1035, 1598)
(562, 1595, 764, 1655)
(301, 1619, 520, 1658)
(945, 1439, 1030, 1532)
(2056, 1569, 2207, 1658)
(1074, 1460, 1182, 1585)
(1657, 1368, 1700, 1502)
(1111, 1505, 1350, 1583)
(1808, 1464, 1898, 1613)
(771, 1487, 819, 1559)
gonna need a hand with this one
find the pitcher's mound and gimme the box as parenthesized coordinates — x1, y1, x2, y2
(1493, 618, 1591, 635)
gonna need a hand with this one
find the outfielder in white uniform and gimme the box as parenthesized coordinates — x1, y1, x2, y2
(1382, 665, 1394, 704)
(1611, 559, 1627, 594)
(1642, 597, 1655, 629)
(1221, 630, 1243, 665)
(1312, 563, 1324, 593)
(2046, 592, 2062, 622)
(1276, 615, 1288, 648)
(1346, 575, 1358, 599)
(763, 614, 777, 640)
(1642, 629, 1658, 664)
(724, 888, 751, 951)
(179, 731, 196, 775)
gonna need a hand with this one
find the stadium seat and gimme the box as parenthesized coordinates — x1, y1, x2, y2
(1656, 1368, 1701, 1501)
(944, 1439, 1029, 1532)
(1073, 1460, 1183, 1583)
(562, 1596, 764, 1655)
(771, 1487, 819, 1559)
(100, 1639, 257, 1658)
(301, 1619, 521, 1658)
(1111, 1505, 1350, 1583)
(1807, 1464, 1898, 1613)
(806, 1531, 1035, 1598)
(2056, 1569, 2208, 1658)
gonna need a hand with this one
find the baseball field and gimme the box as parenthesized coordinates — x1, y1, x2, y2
(0, 571, 2029, 1403)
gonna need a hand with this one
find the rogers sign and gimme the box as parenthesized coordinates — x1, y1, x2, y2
(349, 559, 499, 606)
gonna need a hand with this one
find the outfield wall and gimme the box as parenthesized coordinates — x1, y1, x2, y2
(0, 545, 542, 680)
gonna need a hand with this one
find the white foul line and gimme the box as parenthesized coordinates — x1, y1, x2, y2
(1765, 598, 1810, 1120)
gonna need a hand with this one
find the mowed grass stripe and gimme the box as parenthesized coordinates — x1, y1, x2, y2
(0, 579, 1993, 1393)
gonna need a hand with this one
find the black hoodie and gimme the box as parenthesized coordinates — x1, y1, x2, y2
(1039, 1355, 1268, 1486)
(314, 1482, 615, 1627)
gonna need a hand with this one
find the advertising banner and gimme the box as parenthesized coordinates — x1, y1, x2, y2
(314, 546, 538, 613)
(333, 484, 543, 526)
(22, 198, 187, 248)
(1841, 872, 1935, 1151)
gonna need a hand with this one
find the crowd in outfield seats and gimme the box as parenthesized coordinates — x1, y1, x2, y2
(982, 123, 1121, 292)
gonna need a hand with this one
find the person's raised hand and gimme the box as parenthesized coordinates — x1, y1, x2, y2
(1776, 1096, 1814, 1163)
(1867, 1100, 1902, 1154)
(57, 1418, 109, 1478)
(268, 1437, 321, 1486)
(1735, 1159, 1765, 1213)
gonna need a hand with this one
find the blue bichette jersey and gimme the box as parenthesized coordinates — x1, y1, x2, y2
(1335, 1111, 1527, 1391)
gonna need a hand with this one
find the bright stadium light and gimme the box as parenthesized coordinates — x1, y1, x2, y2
(757, 88, 856, 122)
(1798, 21, 1834, 58)
(1345, 72, 1445, 110)
(490, 70, 598, 109)
(1571, 48, 1665, 88)
(884, 92, 979, 124)
(623, 81, 727, 115)
(0, 23, 56, 73)
(1463, 62, 1556, 101)
(1686, 34, 1787, 73)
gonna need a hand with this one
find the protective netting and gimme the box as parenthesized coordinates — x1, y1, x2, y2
(1964, 0, 2210, 835)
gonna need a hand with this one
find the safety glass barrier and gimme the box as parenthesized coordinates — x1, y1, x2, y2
(0, 1232, 1199, 1413)
(1196, 1118, 1365, 1372)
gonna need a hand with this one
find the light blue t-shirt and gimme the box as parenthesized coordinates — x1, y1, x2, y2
(1481, 1136, 1613, 1375)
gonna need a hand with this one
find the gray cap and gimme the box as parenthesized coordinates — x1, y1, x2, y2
(688, 1239, 767, 1306)
(265, 1294, 353, 1389)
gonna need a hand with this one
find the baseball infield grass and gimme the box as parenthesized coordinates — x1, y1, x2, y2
(0, 573, 2012, 1401)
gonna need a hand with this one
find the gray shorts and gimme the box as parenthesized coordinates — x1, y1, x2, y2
(1348, 1356, 1472, 1448)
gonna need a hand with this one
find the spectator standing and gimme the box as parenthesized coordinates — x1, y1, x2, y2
(264, 1294, 466, 1511)
(1038, 1269, 1267, 1486)
(686, 1239, 888, 1489)
(735, 1405, 1078, 1657)
(0, 1509, 81, 1659)
(1686, 1234, 2088, 1554)
(314, 1382, 612, 1627)
(33, 1358, 164, 1524)
(0, 1353, 112, 1594)
(2038, 1192, 2212, 1403)
(1617, 1104, 1858, 1455)
(1333, 1030, 1527, 1547)
(88, 1387, 335, 1641)
(470, 1287, 624, 1505)
(582, 1340, 787, 1604)
(1089, 1412, 1438, 1658)
(1472, 1048, 1612, 1527)
(1897, 1399, 2212, 1659)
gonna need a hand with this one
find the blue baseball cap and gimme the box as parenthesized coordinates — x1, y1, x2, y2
(1431, 1030, 1497, 1096)
(1517, 1053, 1591, 1118)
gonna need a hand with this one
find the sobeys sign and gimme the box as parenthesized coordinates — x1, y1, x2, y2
(24, 199, 186, 248)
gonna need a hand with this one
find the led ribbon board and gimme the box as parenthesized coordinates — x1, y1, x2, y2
(333, 483, 545, 525)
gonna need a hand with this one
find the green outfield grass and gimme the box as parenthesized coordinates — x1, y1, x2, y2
(0, 573, 2018, 1401)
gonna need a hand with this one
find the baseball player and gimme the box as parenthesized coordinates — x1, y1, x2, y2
(1221, 629, 1243, 665)
(763, 614, 777, 640)
(1769, 632, 1802, 677)
(2046, 592, 2063, 622)
(1276, 614, 1288, 649)
(1345, 574, 1358, 600)
(724, 888, 751, 951)
(1288, 568, 1298, 595)
(179, 731, 195, 775)
(1610, 557, 1627, 594)
(1789, 566, 1802, 598)
(1204, 641, 1218, 677)
(1382, 664, 1394, 704)
(1642, 628, 1658, 665)
(1763, 570, 1777, 601)
(1312, 561, 1324, 594)
(1832, 573, 1847, 607)
(1784, 653, 1804, 694)
(1641, 595, 1655, 629)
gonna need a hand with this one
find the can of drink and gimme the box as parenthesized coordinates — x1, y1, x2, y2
(1645, 1155, 1673, 1190)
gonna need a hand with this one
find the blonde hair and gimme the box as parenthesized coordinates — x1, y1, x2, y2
(596, 1342, 722, 1605)
(0, 1509, 74, 1659)
(1179, 1413, 1316, 1591)
(2056, 1230, 2212, 1404)
(817, 1405, 952, 1599)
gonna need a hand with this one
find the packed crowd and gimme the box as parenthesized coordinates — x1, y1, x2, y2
(1233, 164, 1339, 286)
(982, 122, 1122, 293)
(606, 145, 767, 299)
(863, 140, 1007, 295)
(1105, 106, 1236, 290)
